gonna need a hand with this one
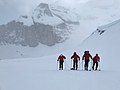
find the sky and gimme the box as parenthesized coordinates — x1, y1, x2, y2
(0, 0, 90, 25)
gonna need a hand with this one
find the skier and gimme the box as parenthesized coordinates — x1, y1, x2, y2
(82, 51, 92, 71)
(71, 52, 80, 70)
(92, 54, 100, 70)
(57, 54, 66, 70)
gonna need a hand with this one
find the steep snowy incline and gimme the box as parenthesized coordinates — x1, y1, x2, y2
(77, 19, 120, 71)
(69, 0, 120, 43)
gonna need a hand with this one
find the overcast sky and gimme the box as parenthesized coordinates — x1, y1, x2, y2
(0, 0, 89, 25)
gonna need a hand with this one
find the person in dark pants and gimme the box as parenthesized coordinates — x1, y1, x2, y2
(57, 54, 66, 70)
(71, 52, 80, 70)
(92, 54, 100, 70)
(82, 51, 92, 71)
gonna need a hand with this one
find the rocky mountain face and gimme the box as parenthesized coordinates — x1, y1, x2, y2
(0, 3, 79, 47)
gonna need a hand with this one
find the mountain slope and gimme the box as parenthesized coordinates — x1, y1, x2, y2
(77, 19, 120, 71)
(17, 3, 79, 26)
(0, 3, 79, 47)
(0, 19, 120, 90)
(71, 0, 120, 40)
(1, 0, 120, 59)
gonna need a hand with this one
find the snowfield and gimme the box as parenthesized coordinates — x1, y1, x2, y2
(1, 0, 120, 90)
(0, 54, 120, 90)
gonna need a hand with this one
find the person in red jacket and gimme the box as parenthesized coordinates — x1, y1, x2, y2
(82, 51, 92, 70)
(92, 54, 100, 70)
(57, 54, 66, 70)
(71, 52, 80, 70)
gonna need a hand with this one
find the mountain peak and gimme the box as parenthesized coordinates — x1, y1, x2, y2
(34, 3, 53, 18)
(38, 3, 49, 8)
(32, 3, 79, 25)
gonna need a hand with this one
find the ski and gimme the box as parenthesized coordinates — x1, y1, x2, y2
(91, 69, 101, 71)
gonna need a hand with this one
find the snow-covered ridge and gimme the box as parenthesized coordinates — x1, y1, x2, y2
(17, 3, 79, 26)
(90, 19, 120, 36)
(97, 19, 120, 30)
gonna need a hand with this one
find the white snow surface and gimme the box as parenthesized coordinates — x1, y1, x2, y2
(0, 19, 120, 90)
(0, 0, 120, 89)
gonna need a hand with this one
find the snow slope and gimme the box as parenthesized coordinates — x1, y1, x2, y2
(1, 0, 120, 59)
(77, 19, 120, 71)
(0, 19, 120, 90)
(69, 0, 120, 42)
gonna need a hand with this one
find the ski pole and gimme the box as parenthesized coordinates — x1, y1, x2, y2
(57, 60, 59, 70)
(82, 60, 83, 70)
(98, 62, 101, 71)
(71, 59, 72, 68)
(64, 61, 66, 70)
(79, 60, 80, 70)
(90, 59, 93, 71)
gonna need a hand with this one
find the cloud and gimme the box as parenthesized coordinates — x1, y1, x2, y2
(0, 0, 4, 6)
(0, 0, 90, 25)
